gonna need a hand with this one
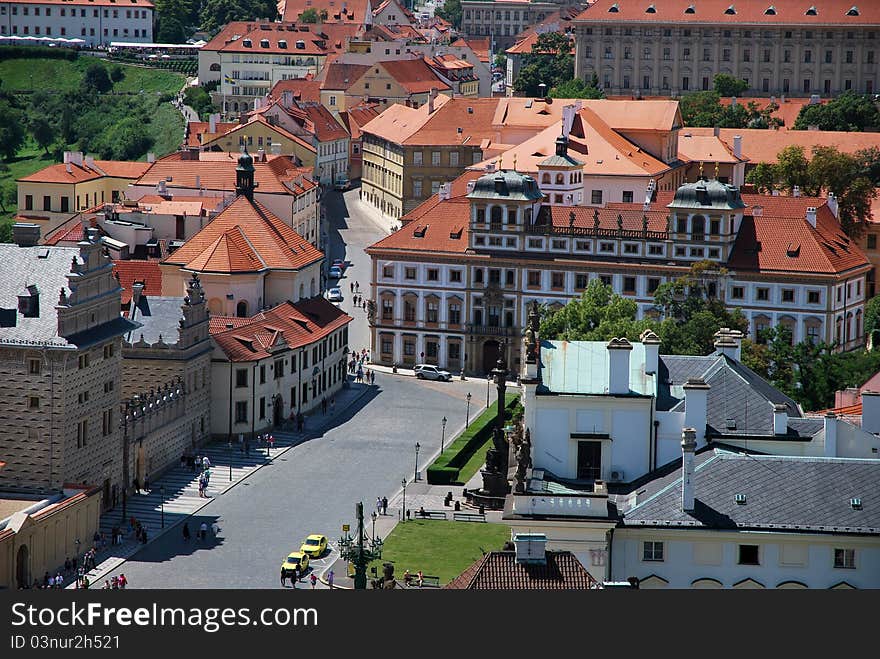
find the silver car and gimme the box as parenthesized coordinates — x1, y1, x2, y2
(413, 364, 452, 381)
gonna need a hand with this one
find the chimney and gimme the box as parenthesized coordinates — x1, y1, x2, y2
(770, 95, 776, 104)
(209, 113, 217, 133)
(781, 94, 786, 103)
(131, 281, 145, 308)
(438, 182, 451, 201)
(195, 175, 201, 190)
(730, 96, 737, 107)
(70, 151, 83, 166)
(732, 135, 742, 159)
(428, 87, 438, 114)
(66, 162, 72, 174)
(643, 178, 655, 210)
(640, 329, 660, 376)
(681, 428, 697, 513)
(562, 103, 576, 138)
(824, 412, 838, 457)
(606, 337, 633, 395)
(84, 155, 95, 170)
(827, 192, 838, 218)
(793, 185, 801, 197)
(773, 403, 788, 435)
(713, 125, 720, 137)
(157, 179, 167, 196)
(861, 391, 880, 434)
(466, 180, 476, 194)
(12, 222, 41, 247)
(683, 378, 710, 442)
(282, 90, 293, 107)
(537, 83, 547, 98)
(513, 533, 547, 565)
(806, 207, 817, 228)
(147, 152, 155, 163)
(257, 148, 266, 162)
(713, 327, 742, 361)
(810, 93, 821, 105)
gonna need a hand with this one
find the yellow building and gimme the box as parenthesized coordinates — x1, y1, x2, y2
(0, 484, 101, 589)
(16, 153, 151, 233)
(199, 116, 317, 169)
(344, 59, 451, 111)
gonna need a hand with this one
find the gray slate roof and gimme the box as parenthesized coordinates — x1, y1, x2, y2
(467, 169, 544, 201)
(127, 296, 185, 346)
(667, 178, 746, 210)
(0, 244, 80, 347)
(623, 451, 880, 535)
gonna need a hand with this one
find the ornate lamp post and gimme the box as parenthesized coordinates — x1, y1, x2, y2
(487, 374, 491, 408)
(441, 416, 447, 453)
(160, 485, 165, 529)
(371, 511, 377, 541)
(414, 442, 421, 481)
(401, 478, 407, 522)
(338, 502, 384, 590)
(466, 392, 472, 428)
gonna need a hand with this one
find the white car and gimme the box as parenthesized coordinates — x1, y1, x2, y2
(413, 364, 452, 381)
(329, 266, 343, 279)
(327, 287, 343, 302)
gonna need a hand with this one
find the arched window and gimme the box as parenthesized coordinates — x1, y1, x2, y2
(236, 300, 248, 317)
(542, 173, 551, 184)
(555, 173, 564, 184)
(691, 215, 705, 237)
(491, 206, 503, 225)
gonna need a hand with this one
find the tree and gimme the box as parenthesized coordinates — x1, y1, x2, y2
(199, 0, 278, 33)
(435, 0, 462, 29)
(550, 77, 605, 99)
(775, 145, 813, 194)
(29, 116, 56, 155)
(514, 32, 573, 96)
(865, 296, 880, 340)
(300, 8, 319, 22)
(745, 162, 778, 193)
(856, 146, 880, 185)
(808, 145, 876, 237)
(156, 16, 187, 43)
(0, 182, 16, 215)
(713, 73, 748, 97)
(493, 54, 507, 70)
(0, 101, 25, 160)
(679, 91, 759, 128)
(539, 279, 649, 342)
(83, 62, 112, 93)
(0, 221, 12, 244)
(793, 91, 880, 131)
(109, 66, 125, 84)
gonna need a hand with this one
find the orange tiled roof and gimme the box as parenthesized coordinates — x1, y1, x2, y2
(338, 103, 381, 140)
(452, 37, 489, 63)
(138, 153, 312, 195)
(677, 132, 742, 164)
(321, 62, 370, 90)
(206, 22, 332, 55)
(271, 78, 324, 105)
(204, 116, 317, 155)
(575, 0, 880, 24)
(211, 297, 352, 362)
(163, 195, 322, 273)
(280, 0, 366, 23)
(505, 31, 575, 56)
(18, 160, 150, 184)
(112, 260, 163, 305)
(42, 216, 92, 246)
(718, 96, 817, 130)
(185, 121, 239, 148)
(379, 58, 451, 95)
(302, 104, 350, 142)
(444, 551, 599, 590)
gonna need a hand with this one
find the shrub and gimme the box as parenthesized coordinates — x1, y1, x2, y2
(0, 46, 78, 61)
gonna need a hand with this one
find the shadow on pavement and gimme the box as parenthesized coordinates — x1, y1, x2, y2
(121, 515, 226, 565)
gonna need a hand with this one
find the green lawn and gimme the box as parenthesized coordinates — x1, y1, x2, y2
(371, 519, 511, 585)
(0, 58, 184, 94)
(0, 141, 53, 226)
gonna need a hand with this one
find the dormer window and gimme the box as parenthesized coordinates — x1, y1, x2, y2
(806, 6, 817, 15)
(260, 39, 270, 48)
(847, 6, 860, 16)
(278, 40, 287, 48)
(724, 5, 736, 15)
(646, 4, 656, 13)
(242, 39, 252, 47)
(685, 4, 695, 13)
(608, 3, 619, 12)
(764, 5, 776, 14)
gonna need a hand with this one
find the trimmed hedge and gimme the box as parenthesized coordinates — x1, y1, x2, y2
(427, 394, 520, 485)
(0, 46, 78, 61)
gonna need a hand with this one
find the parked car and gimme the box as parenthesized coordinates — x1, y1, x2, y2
(327, 287, 343, 302)
(331, 258, 347, 271)
(280, 551, 309, 579)
(334, 174, 351, 191)
(329, 265, 343, 279)
(413, 364, 452, 381)
(299, 534, 328, 558)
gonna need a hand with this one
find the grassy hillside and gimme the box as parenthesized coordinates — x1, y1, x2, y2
(0, 58, 186, 230)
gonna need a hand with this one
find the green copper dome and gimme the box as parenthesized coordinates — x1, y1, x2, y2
(468, 169, 544, 202)
(667, 178, 745, 211)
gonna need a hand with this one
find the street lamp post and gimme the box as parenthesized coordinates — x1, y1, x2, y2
(466, 392, 472, 429)
(401, 478, 407, 522)
(441, 416, 447, 454)
(414, 442, 420, 481)
(371, 511, 377, 541)
(486, 374, 491, 408)
(160, 486, 165, 529)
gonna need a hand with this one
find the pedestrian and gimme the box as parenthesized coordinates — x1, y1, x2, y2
(183, 522, 191, 541)
(362, 300, 367, 311)
(309, 573, 317, 589)
(212, 521, 220, 537)
(382, 496, 388, 515)
(82, 576, 90, 590)
(280, 569, 287, 587)
(327, 570, 334, 589)
(322, 397, 327, 415)
(376, 496, 382, 516)
(268, 434, 275, 451)
(141, 527, 148, 544)
(350, 282, 354, 293)
(292, 565, 299, 585)
(355, 281, 360, 292)
(55, 573, 64, 589)
(371, 370, 376, 385)
(202, 455, 211, 470)
(330, 397, 335, 413)
(198, 477, 204, 498)
(64, 558, 71, 573)
(239, 433, 245, 454)
(200, 522, 208, 541)
(118, 573, 127, 589)
(103, 580, 111, 590)
(48, 574, 55, 589)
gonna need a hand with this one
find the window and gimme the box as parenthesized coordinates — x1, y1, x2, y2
(782, 289, 795, 303)
(710, 219, 720, 235)
(259, 365, 267, 384)
(450, 152, 459, 167)
(648, 245, 664, 255)
(405, 267, 416, 280)
(432, 151, 441, 166)
(622, 191, 634, 203)
(552, 239, 567, 250)
(599, 275, 612, 287)
(426, 300, 439, 323)
(575, 274, 588, 289)
(576, 240, 591, 251)
(834, 548, 855, 569)
(722, 48, 730, 62)
(624, 244, 638, 254)
(382, 299, 393, 320)
(551, 272, 564, 289)
(449, 303, 461, 325)
(77, 420, 88, 448)
(24, 195, 33, 211)
(808, 291, 821, 304)
(743, 48, 750, 62)
(28, 358, 41, 375)
(274, 359, 284, 379)
(404, 299, 415, 322)
(235, 401, 248, 423)
(643, 541, 664, 562)
(28, 396, 40, 410)
(804, 49, 812, 63)
(527, 271, 541, 287)
(412, 180, 422, 198)
(732, 286, 744, 299)
(623, 277, 636, 293)
(413, 151, 423, 166)
(236, 369, 248, 387)
(600, 242, 614, 253)
(756, 288, 769, 301)
(427, 269, 439, 282)
(591, 190, 603, 205)
(528, 238, 543, 249)
(449, 270, 462, 283)
(78, 353, 89, 369)
(738, 544, 760, 565)
(648, 278, 660, 294)
(383, 265, 394, 278)
(103, 343, 114, 359)
(489, 269, 501, 284)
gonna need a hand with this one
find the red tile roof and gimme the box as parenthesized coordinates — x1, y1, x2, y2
(444, 551, 600, 590)
(184, 121, 239, 148)
(211, 297, 352, 362)
(112, 260, 163, 305)
(379, 58, 450, 95)
(320, 62, 370, 90)
(280, 0, 366, 23)
(18, 160, 150, 184)
(302, 103, 350, 142)
(162, 195, 323, 273)
(271, 78, 324, 105)
(205, 116, 318, 155)
(337, 103, 381, 140)
(452, 37, 490, 63)
(7, 0, 152, 5)
(204, 22, 332, 55)
(43, 216, 92, 246)
(575, 0, 880, 24)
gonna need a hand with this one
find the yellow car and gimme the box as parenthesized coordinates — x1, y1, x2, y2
(300, 534, 328, 558)
(280, 552, 309, 579)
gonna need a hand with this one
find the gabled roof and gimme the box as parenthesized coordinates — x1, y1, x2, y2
(206, 21, 332, 55)
(302, 103, 350, 142)
(18, 160, 150, 184)
(112, 260, 164, 305)
(271, 78, 324, 105)
(444, 551, 600, 589)
(378, 58, 451, 95)
(337, 104, 382, 140)
(451, 37, 489, 62)
(677, 133, 742, 164)
(162, 195, 322, 273)
(623, 451, 880, 535)
(280, 0, 367, 23)
(184, 121, 239, 148)
(202, 116, 318, 155)
(211, 297, 352, 362)
(575, 0, 880, 25)
(320, 62, 370, 90)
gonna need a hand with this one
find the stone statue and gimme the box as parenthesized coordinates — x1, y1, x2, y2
(513, 428, 532, 493)
(593, 209, 600, 231)
(569, 210, 576, 231)
(617, 213, 623, 231)
(642, 214, 649, 234)
(525, 300, 540, 364)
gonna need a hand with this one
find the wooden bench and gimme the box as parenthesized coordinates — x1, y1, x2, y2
(405, 574, 441, 588)
(414, 509, 448, 520)
(453, 511, 486, 522)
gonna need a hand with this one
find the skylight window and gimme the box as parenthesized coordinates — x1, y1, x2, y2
(608, 3, 619, 12)
(645, 4, 656, 13)
(724, 5, 736, 15)
(685, 4, 695, 13)
(806, 6, 818, 15)
(765, 5, 776, 14)
(847, 6, 860, 16)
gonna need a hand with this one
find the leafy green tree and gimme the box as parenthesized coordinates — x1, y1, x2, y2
(856, 146, 880, 185)
(29, 116, 56, 155)
(808, 145, 876, 237)
(109, 66, 125, 83)
(539, 279, 649, 342)
(435, 0, 462, 29)
(184, 86, 217, 119)
(679, 91, 760, 128)
(550, 77, 604, 99)
(157, 16, 188, 43)
(514, 32, 573, 97)
(745, 162, 778, 193)
(83, 62, 112, 93)
(864, 295, 880, 338)
(793, 91, 880, 131)
(493, 54, 507, 70)
(0, 221, 13, 243)
(199, 0, 278, 33)
(0, 101, 25, 160)
(775, 145, 813, 193)
(0, 182, 16, 215)
(300, 8, 319, 22)
(713, 73, 749, 97)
